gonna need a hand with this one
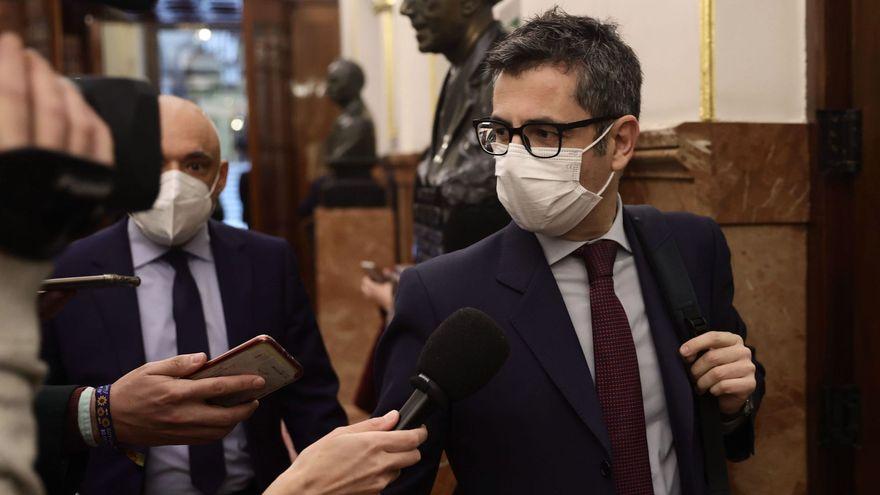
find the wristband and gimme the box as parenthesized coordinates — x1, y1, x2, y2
(94, 384, 118, 448)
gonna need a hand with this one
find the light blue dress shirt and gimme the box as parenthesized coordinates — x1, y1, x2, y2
(128, 219, 254, 495)
(535, 197, 681, 495)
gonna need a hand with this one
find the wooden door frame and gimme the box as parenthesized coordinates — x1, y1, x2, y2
(806, 0, 879, 492)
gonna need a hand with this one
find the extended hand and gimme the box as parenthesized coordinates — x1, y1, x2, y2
(679, 331, 757, 415)
(110, 353, 265, 446)
(360, 275, 394, 313)
(264, 411, 427, 495)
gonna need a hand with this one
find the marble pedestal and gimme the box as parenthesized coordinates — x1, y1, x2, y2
(315, 207, 395, 421)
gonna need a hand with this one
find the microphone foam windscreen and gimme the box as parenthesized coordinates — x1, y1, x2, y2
(416, 307, 510, 402)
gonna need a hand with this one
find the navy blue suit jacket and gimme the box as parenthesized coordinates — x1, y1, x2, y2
(374, 206, 765, 495)
(41, 219, 347, 494)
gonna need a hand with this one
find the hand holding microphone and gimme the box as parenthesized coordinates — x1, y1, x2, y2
(266, 307, 505, 495)
(264, 411, 427, 495)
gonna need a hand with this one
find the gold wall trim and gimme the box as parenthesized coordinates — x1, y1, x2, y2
(373, 0, 398, 147)
(699, 0, 715, 121)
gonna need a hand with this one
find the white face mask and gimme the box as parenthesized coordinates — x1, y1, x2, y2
(495, 124, 615, 236)
(130, 169, 220, 246)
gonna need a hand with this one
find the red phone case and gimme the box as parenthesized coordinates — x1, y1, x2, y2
(186, 335, 304, 406)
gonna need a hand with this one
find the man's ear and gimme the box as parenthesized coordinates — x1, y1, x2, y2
(609, 116, 640, 173)
(214, 160, 229, 200)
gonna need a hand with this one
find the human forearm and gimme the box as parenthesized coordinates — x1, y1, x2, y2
(0, 251, 54, 495)
(263, 412, 426, 495)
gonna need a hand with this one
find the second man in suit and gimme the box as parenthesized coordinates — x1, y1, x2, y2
(41, 95, 347, 494)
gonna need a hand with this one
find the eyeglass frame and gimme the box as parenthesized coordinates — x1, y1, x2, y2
(472, 115, 620, 159)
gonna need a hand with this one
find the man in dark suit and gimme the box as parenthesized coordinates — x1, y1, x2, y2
(41, 95, 347, 494)
(374, 9, 765, 495)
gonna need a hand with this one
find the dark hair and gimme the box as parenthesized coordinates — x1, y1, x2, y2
(485, 8, 642, 151)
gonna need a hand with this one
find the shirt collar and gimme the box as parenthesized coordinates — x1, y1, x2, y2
(128, 218, 213, 269)
(535, 195, 631, 266)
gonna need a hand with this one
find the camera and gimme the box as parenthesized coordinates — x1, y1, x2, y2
(0, 77, 161, 260)
(0, 0, 162, 260)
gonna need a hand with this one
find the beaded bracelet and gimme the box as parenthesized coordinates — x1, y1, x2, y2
(94, 384, 118, 448)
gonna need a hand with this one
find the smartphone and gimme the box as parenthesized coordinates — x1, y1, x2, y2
(186, 334, 304, 407)
(361, 260, 387, 283)
(40, 274, 141, 292)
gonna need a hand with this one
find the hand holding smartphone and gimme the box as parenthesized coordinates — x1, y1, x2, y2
(186, 334, 304, 407)
(360, 260, 386, 283)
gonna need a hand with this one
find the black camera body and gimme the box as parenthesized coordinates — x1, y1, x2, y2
(0, 78, 161, 260)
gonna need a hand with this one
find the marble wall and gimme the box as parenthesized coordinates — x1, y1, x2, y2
(621, 122, 810, 495)
(725, 226, 807, 495)
(314, 207, 396, 420)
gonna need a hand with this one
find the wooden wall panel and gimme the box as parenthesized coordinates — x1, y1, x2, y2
(244, 0, 340, 298)
(850, 0, 880, 490)
(244, 0, 294, 238)
(288, 0, 340, 198)
(386, 152, 421, 263)
(0, 0, 62, 66)
(804, 0, 880, 492)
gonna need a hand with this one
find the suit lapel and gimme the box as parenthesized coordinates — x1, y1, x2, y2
(497, 224, 612, 456)
(209, 221, 253, 348)
(92, 219, 146, 375)
(623, 207, 696, 465)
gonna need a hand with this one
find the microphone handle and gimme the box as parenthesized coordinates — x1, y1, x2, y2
(394, 388, 433, 430)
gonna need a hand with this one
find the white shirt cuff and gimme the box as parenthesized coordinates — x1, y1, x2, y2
(78, 386, 98, 447)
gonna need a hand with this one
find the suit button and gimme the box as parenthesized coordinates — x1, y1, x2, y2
(600, 460, 612, 478)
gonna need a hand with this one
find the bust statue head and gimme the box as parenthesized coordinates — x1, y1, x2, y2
(400, 0, 499, 63)
(326, 59, 365, 107)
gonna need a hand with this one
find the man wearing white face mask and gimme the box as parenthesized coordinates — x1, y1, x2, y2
(374, 9, 765, 495)
(41, 95, 347, 495)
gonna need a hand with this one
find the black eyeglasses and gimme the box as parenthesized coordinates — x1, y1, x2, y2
(472, 116, 618, 158)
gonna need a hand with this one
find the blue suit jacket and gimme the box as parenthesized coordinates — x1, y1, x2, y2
(374, 206, 765, 495)
(41, 219, 347, 494)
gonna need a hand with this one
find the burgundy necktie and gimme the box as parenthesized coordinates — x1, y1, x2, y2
(577, 240, 654, 494)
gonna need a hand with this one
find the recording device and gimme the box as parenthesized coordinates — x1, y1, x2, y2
(40, 274, 141, 292)
(0, 0, 161, 261)
(0, 78, 161, 260)
(186, 334, 305, 407)
(394, 307, 509, 431)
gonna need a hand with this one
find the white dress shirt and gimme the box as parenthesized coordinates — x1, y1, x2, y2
(128, 219, 253, 495)
(535, 197, 681, 495)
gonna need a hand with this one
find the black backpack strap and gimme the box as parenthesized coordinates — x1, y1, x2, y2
(627, 205, 730, 495)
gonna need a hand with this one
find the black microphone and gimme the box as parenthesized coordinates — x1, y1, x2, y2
(394, 307, 509, 430)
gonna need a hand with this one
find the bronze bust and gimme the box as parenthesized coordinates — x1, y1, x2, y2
(400, 0, 509, 261)
(325, 59, 378, 169)
(321, 59, 384, 207)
